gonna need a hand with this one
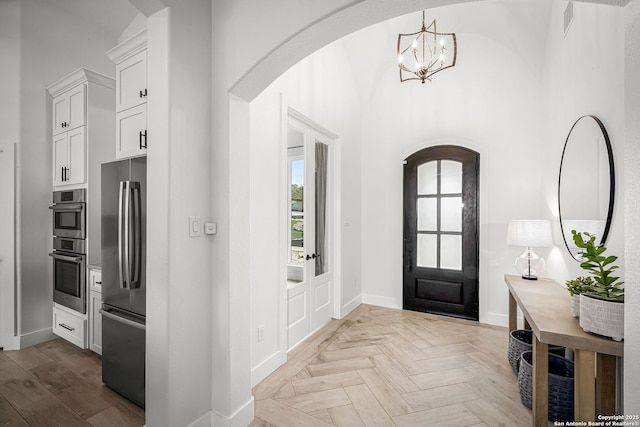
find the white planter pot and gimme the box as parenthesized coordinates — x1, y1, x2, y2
(579, 294, 624, 341)
(570, 295, 580, 318)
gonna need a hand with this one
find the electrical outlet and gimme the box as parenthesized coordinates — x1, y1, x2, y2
(257, 325, 265, 342)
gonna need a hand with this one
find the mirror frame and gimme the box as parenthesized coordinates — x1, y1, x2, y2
(558, 115, 615, 261)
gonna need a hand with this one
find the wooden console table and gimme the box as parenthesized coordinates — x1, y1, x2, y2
(504, 274, 623, 427)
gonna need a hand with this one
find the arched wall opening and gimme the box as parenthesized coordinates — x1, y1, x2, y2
(212, 0, 635, 422)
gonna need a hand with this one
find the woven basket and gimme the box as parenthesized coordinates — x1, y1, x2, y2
(579, 295, 624, 341)
(508, 330, 565, 375)
(518, 351, 574, 422)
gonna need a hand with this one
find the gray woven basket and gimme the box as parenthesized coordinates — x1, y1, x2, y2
(508, 330, 565, 374)
(518, 350, 574, 422)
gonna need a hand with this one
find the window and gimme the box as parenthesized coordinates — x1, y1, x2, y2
(288, 153, 304, 265)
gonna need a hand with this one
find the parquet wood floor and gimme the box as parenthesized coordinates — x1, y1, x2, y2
(251, 304, 541, 427)
(0, 338, 144, 426)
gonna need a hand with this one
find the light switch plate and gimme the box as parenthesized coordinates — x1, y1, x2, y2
(189, 216, 201, 237)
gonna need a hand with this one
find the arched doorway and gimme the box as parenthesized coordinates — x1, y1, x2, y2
(403, 145, 479, 320)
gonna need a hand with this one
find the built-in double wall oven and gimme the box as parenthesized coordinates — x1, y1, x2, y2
(49, 189, 87, 314)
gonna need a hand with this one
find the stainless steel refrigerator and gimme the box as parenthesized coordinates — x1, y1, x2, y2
(100, 157, 146, 408)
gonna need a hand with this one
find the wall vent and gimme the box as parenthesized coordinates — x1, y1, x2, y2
(564, 2, 574, 37)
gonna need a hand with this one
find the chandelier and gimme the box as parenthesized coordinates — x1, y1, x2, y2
(397, 11, 457, 84)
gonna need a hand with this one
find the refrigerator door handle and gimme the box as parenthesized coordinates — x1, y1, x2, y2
(123, 181, 132, 289)
(118, 181, 131, 289)
(130, 182, 142, 288)
(99, 308, 146, 331)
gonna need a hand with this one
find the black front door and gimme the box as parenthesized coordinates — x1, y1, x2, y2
(403, 145, 479, 320)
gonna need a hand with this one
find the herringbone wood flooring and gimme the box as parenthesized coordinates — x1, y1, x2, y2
(251, 304, 538, 427)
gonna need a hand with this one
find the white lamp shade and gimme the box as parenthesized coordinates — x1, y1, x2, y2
(507, 220, 553, 248)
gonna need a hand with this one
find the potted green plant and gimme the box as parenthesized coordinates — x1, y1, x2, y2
(572, 230, 624, 341)
(565, 276, 594, 317)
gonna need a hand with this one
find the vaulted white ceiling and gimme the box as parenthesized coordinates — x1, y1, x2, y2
(338, 0, 554, 105)
(45, 0, 139, 39)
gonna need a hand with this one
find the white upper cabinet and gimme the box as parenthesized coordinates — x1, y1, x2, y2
(107, 30, 148, 159)
(48, 68, 115, 188)
(52, 84, 86, 135)
(116, 49, 147, 112)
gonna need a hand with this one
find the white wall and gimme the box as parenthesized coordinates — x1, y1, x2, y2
(358, 2, 548, 325)
(143, 3, 214, 426)
(249, 41, 362, 385)
(0, 0, 20, 143)
(623, 0, 640, 416)
(541, 2, 625, 285)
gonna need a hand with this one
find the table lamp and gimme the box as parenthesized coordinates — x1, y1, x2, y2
(507, 220, 553, 280)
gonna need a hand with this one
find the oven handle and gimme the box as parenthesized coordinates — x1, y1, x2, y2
(48, 203, 85, 211)
(49, 252, 83, 263)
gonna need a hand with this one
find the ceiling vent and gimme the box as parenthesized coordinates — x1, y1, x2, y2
(564, 2, 574, 37)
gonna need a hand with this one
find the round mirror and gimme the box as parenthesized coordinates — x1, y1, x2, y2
(558, 115, 615, 260)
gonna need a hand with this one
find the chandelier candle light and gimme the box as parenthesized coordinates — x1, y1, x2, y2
(397, 11, 457, 84)
(507, 220, 554, 280)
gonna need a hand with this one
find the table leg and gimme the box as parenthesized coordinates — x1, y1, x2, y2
(596, 353, 617, 416)
(533, 335, 548, 427)
(574, 349, 596, 422)
(508, 291, 517, 334)
(524, 317, 531, 330)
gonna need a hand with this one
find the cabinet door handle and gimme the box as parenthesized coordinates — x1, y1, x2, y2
(140, 89, 147, 98)
(58, 323, 75, 332)
(139, 130, 147, 150)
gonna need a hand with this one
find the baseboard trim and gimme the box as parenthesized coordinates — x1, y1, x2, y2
(485, 311, 524, 329)
(362, 294, 401, 309)
(211, 396, 255, 427)
(20, 327, 57, 349)
(187, 411, 213, 427)
(341, 295, 361, 318)
(251, 350, 286, 387)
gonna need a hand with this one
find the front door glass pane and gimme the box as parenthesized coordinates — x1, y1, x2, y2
(440, 197, 462, 232)
(441, 160, 462, 194)
(417, 234, 437, 268)
(417, 198, 437, 231)
(417, 161, 437, 195)
(440, 235, 462, 270)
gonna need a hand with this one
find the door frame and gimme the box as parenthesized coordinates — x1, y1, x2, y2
(401, 139, 489, 323)
(279, 100, 342, 355)
(0, 142, 18, 350)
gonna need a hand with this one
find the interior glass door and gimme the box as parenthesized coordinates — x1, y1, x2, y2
(286, 115, 333, 348)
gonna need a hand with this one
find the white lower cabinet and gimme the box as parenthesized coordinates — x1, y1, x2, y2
(53, 306, 87, 349)
(89, 268, 102, 354)
(89, 291, 102, 355)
